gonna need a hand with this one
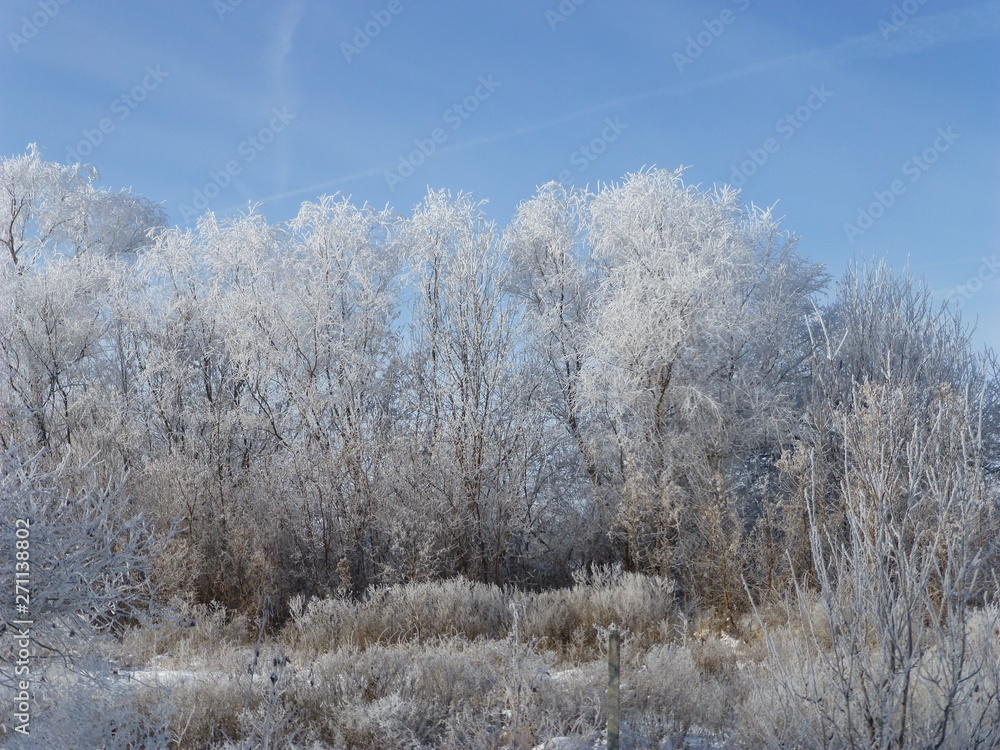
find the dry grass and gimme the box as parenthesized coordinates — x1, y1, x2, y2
(283, 565, 678, 661)
(55, 570, 1000, 749)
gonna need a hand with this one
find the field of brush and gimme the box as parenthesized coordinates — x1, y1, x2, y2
(7, 568, 999, 749)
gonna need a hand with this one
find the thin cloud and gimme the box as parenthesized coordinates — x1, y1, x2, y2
(268, 0, 305, 190)
(253, 162, 397, 207)
(598, 2, 1000, 108)
(267, 0, 305, 88)
(249, 115, 594, 209)
(256, 2, 1000, 209)
(830, 1, 1000, 62)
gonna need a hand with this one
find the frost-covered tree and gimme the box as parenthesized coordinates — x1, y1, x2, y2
(581, 169, 826, 609)
(222, 197, 402, 594)
(0, 145, 163, 272)
(506, 182, 615, 572)
(756, 379, 1000, 749)
(0, 450, 165, 657)
(0, 147, 165, 466)
(773, 260, 1000, 589)
(116, 212, 274, 609)
(810, 260, 985, 413)
(0, 448, 173, 747)
(395, 190, 547, 583)
(121, 201, 405, 604)
(508, 184, 601, 480)
(0, 253, 133, 461)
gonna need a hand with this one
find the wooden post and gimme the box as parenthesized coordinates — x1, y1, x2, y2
(607, 625, 620, 750)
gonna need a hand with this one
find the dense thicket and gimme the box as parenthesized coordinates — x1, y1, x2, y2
(2, 146, 997, 625)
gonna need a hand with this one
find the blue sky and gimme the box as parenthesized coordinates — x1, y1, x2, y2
(2, 0, 998, 350)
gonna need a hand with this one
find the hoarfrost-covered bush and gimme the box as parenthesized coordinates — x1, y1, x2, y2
(748, 380, 1000, 749)
(0, 449, 166, 673)
(283, 568, 677, 658)
(0, 448, 171, 746)
(623, 643, 737, 747)
(5, 683, 173, 750)
(519, 566, 676, 653)
(281, 640, 509, 748)
(284, 576, 511, 654)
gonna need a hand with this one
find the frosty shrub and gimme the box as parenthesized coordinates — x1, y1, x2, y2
(283, 567, 677, 659)
(622, 643, 738, 748)
(0, 449, 167, 670)
(0, 448, 172, 745)
(283, 640, 509, 748)
(518, 565, 677, 655)
(284, 576, 511, 654)
(5, 682, 173, 750)
(361, 577, 512, 644)
(257, 636, 606, 750)
(117, 597, 251, 669)
(153, 653, 255, 747)
(748, 381, 1000, 749)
